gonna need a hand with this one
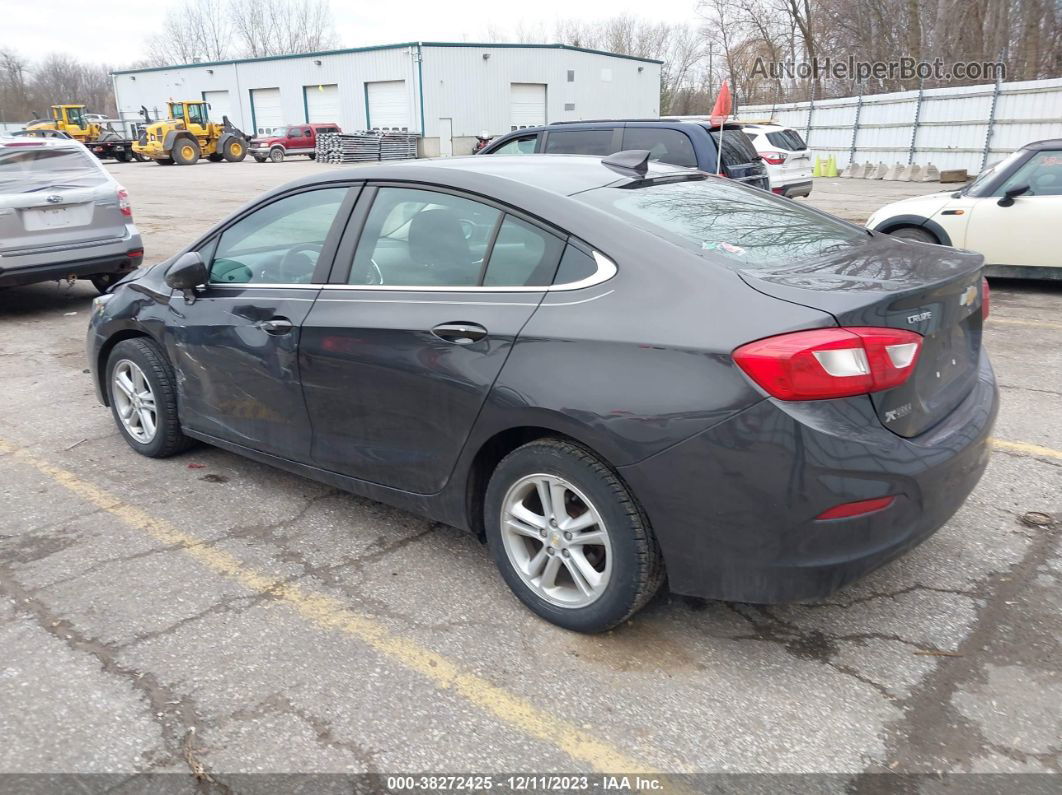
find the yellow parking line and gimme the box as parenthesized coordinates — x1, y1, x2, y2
(990, 438, 1062, 461)
(0, 439, 657, 775)
(989, 317, 1062, 331)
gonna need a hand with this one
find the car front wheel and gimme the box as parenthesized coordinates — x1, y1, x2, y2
(106, 338, 193, 458)
(485, 438, 664, 632)
(888, 225, 939, 244)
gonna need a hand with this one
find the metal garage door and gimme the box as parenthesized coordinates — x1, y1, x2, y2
(250, 87, 283, 135)
(366, 81, 409, 130)
(304, 84, 340, 124)
(510, 83, 546, 130)
(202, 90, 233, 124)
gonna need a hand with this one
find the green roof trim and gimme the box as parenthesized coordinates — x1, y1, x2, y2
(111, 41, 662, 75)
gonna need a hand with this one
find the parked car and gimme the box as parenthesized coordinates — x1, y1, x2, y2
(0, 135, 143, 292)
(87, 152, 996, 632)
(250, 123, 341, 163)
(9, 128, 73, 140)
(478, 120, 770, 190)
(741, 122, 813, 197)
(866, 139, 1062, 279)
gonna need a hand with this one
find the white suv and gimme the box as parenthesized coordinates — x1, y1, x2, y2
(741, 124, 813, 198)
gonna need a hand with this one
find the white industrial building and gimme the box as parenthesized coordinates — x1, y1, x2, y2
(111, 42, 662, 156)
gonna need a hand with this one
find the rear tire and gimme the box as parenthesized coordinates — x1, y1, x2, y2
(113, 150, 131, 163)
(156, 158, 175, 166)
(484, 438, 664, 633)
(172, 138, 200, 165)
(106, 338, 194, 458)
(207, 153, 224, 162)
(888, 226, 938, 244)
(253, 155, 267, 163)
(308, 152, 316, 160)
(222, 138, 247, 162)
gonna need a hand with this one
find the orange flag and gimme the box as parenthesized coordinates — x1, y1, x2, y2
(710, 82, 732, 126)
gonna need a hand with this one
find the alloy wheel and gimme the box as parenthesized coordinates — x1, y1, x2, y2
(500, 474, 612, 608)
(111, 359, 158, 444)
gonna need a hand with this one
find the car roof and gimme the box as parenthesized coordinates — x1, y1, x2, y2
(1024, 139, 1062, 151)
(0, 134, 86, 150)
(284, 153, 698, 198)
(497, 119, 741, 138)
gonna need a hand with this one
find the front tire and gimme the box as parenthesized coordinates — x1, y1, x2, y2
(106, 339, 193, 458)
(269, 147, 284, 163)
(484, 439, 664, 633)
(222, 138, 247, 162)
(887, 225, 938, 244)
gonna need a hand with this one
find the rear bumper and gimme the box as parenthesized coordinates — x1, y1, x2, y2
(0, 231, 143, 288)
(781, 180, 813, 198)
(619, 349, 998, 603)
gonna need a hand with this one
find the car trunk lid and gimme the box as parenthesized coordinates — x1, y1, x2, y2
(737, 235, 986, 437)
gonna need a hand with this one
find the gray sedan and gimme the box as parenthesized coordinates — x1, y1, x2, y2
(86, 152, 997, 632)
(0, 135, 142, 291)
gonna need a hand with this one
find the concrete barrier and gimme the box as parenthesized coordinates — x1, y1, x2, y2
(899, 164, 922, 181)
(868, 162, 888, 180)
(883, 162, 905, 180)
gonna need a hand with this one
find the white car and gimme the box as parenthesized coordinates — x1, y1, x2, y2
(867, 139, 1062, 279)
(741, 123, 813, 198)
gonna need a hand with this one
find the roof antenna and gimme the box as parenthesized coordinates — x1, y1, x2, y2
(602, 150, 651, 177)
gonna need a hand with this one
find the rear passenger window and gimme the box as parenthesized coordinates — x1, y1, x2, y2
(483, 216, 564, 287)
(553, 244, 597, 285)
(621, 128, 697, 168)
(491, 135, 538, 155)
(543, 130, 615, 156)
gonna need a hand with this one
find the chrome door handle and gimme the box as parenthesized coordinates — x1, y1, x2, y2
(431, 322, 487, 345)
(257, 317, 294, 334)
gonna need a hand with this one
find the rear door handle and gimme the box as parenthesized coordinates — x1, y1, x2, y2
(257, 317, 294, 335)
(431, 322, 487, 345)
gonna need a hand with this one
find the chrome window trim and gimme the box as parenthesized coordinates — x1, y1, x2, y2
(203, 251, 618, 293)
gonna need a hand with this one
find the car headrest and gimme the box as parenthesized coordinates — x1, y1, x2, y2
(408, 208, 472, 268)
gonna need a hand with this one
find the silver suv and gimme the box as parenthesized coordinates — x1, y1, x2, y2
(0, 136, 143, 292)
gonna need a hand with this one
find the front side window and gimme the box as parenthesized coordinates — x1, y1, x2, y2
(994, 150, 1062, 197)
(543, 129, 615, 156)
(491, 135, 538, 155)
(621, 128, 697, 168)
(209, 188, 347, 284)
(187, 104, 207, 126)
(348, 187, 564, 288)
(577, 177, 865, 269)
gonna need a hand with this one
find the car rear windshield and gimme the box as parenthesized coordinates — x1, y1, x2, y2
(709, 129, 761, 164)
(577, 176, 866, 268)
(766, 129, 807, 151)
(0, 146, 105, 192)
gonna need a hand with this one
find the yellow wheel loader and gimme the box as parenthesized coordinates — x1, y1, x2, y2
(132, 101, 250, 165)
(25, 105, 138, 161)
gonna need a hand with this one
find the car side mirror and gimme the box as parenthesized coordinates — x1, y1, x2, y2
(165, 251, 208, 291)
(997, 184, 1030, 207)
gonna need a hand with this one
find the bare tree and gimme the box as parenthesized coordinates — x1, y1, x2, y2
(144, 0, 233, 65)
(232, 0, 337, 58)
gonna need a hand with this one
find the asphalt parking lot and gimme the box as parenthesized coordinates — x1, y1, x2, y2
(1, 158, 1060, 785)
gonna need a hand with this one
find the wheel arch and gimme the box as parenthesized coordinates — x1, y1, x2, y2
(96, 329, 159, 407)
(872, 214, 951, 246)
(461, 424, 637, 542)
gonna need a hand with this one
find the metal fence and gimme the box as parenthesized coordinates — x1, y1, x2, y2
(741, 76, 1062, 173)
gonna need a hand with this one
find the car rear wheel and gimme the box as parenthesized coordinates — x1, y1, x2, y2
(269, 147, 284, 163)
(485, 439, 664, 632)
(888, 226, 938, 244)
(106, 339, 193, 458)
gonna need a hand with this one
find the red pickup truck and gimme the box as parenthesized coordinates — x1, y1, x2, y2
(249, 123, 341, 163)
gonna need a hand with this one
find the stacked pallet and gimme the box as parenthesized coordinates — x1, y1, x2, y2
(315, 131, 419, 164)
(379, 131, 418, 161)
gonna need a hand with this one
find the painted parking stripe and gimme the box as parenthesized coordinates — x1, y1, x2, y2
(988, 317, 1062, 331)
(0, 438, 657, 775)
(990, 438, 1062, 461)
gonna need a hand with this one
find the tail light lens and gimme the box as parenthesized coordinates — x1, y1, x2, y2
(981, 276, 990, 319)
(117, 187, 132, 218)
(760, 151, 787, 165)
(732, 327, 924, 400)
(817, 496, 895, 520)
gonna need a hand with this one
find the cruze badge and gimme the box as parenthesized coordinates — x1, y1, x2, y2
(959, 285, 977, 307)
(907, 310, 933, 324)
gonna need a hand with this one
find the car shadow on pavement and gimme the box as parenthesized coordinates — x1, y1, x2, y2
(0, 281, 99, 317)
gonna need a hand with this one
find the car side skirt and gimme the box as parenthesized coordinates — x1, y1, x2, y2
(984, 264, 1062, 280)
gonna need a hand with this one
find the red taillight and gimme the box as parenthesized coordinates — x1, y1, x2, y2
(771, 187, 784, 194)
(117, 187, 132, 218)
(732, 327, 923, 400)
(127, 248, 144, 259)
(816, 496, 895, 520)
(981, 276, 990, 320)
(760, 151, 787, 165)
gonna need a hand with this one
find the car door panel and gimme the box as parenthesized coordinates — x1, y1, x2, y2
(299, 290, 544, 493)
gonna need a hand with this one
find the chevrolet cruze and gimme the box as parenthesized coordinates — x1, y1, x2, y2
(87, 153, 998, 632)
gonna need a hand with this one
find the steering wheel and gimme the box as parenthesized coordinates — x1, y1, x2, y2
(276, 243, 322, 283)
